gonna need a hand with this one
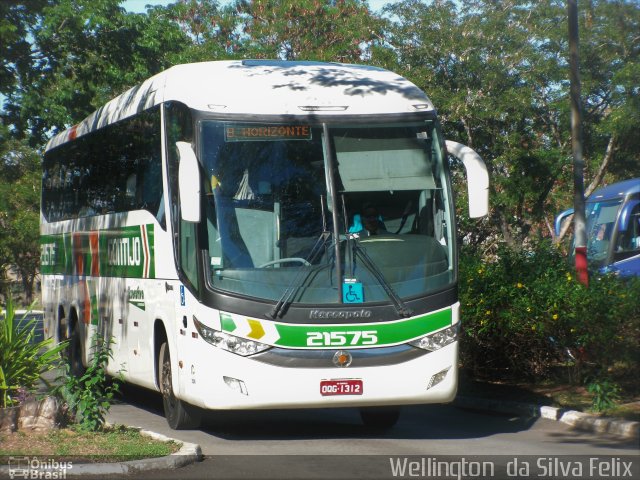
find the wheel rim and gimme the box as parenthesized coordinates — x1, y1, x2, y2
(161, 347, 177, 411)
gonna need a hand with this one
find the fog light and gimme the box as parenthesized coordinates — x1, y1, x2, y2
(223, 376, 249, 396)
(427, 368, 450, 390)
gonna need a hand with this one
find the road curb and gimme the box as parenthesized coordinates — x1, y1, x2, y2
(454, 395, 640, 441)
(0, 426, 203, 477)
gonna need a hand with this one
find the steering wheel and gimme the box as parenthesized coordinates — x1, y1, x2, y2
(258, 258, 312, 268)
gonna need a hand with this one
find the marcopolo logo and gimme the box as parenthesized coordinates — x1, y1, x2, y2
(309, 309, 372, 320)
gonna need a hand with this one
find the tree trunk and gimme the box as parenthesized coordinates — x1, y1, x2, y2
(555, 134, 618, 244)
(585, 134, 617, 198)
(21, 274, 33, 305)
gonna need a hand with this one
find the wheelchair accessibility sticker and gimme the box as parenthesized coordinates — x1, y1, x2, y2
(343, 279, 363, 304)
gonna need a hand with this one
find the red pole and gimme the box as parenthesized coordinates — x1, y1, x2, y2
(575, 246, 589, 287)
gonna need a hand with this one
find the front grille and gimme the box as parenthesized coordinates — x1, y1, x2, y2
(252, 344, 426, 368)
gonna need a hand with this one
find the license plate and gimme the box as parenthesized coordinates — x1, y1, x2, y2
(320, 379, 363, 396)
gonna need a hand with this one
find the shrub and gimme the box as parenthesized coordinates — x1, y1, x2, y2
(0, 297, 66, 408)
(586, 377, 621, 413)
(459, 240, 640, 383)
(54, 335, 124, 432)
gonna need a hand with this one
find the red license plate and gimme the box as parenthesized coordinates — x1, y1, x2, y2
(320, 379, 363, 396)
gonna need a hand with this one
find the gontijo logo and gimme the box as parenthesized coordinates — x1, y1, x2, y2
(107, 236, 142, 267)
(40, 225, 154, 279)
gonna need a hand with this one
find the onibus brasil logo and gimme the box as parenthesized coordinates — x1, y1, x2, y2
(8, 456, 72, 479)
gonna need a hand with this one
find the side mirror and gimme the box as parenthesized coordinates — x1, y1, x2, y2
(177, 141, 201, 223)
(445, 140, 489, 218)
(554, 208, 574, 237)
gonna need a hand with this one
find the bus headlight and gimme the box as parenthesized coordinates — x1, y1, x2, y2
(193, 317, 271, 356)
(409, 324, 459, 352)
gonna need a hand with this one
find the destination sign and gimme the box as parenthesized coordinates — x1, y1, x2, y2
(225, 124, 312, 142)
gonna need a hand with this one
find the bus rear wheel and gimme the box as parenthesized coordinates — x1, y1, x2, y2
(158, 341, 201, 430)
(68, 318, 86, 377)
(359, 407, 400, 430)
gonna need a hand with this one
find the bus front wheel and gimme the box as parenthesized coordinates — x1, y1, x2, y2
(158, 341, 201, 430)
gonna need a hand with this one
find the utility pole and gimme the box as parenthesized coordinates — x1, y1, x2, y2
(568, 0, 589, 287)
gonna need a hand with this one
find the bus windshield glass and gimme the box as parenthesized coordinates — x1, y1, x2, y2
(585, 199, 623, 268)
(199, 120, 453, 304)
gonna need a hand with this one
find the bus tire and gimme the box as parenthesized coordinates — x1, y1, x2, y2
(68, 316, 86, 377)
(158, 341, 201, 430)
(359, 407, 400, 430)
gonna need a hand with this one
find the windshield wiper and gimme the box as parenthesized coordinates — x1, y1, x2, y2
(266, 231, 332, 319)
(339, 194, 412, 318)
(351, 239, 414, 318)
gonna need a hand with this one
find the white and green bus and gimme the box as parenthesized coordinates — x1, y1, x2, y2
(40, 60, 488, 429)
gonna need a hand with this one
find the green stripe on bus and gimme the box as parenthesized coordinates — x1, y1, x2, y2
(221, 307, 452, 349)
(272, 308, 451, 348)
(40, 225, 155, 279)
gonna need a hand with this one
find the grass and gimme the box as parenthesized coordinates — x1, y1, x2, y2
(0, 424, 180, 463)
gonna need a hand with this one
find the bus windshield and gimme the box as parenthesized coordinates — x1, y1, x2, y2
(585, 199, 623, 268)
(199, 120, 453, 304)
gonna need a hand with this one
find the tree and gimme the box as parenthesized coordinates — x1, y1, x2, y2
(5, 0, 189, 143)
(232, 0, 382, 62)
(0, 1, 48, 97)
(0, 124, 41, 303)
(153, 0, 244, 63)
(381, 0, 640, 249)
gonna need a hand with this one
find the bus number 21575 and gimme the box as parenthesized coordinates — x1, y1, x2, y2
(306, 331, 378, 347)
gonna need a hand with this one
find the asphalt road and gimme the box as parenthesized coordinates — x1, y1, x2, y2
(104, 384, 639, 480)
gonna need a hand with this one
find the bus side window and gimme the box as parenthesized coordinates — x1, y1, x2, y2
(615, 205, 640, 258)
(181, 221, 199, 291)
(165, 102, 201, 293)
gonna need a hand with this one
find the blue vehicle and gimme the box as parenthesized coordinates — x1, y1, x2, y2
(555, 178, 640, 277)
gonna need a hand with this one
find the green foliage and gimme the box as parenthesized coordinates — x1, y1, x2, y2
(384, 0, 640, 247)
(234, 0, 381, 62)
(54, 335, 124, 432)
(0, 297, 66, 408)
(6, 0, 188, 144)
(0, 129, 41, 303)
(459, 241, 640, 382)
(586, 377, 621, 413)
(0, 1, 48, 96)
